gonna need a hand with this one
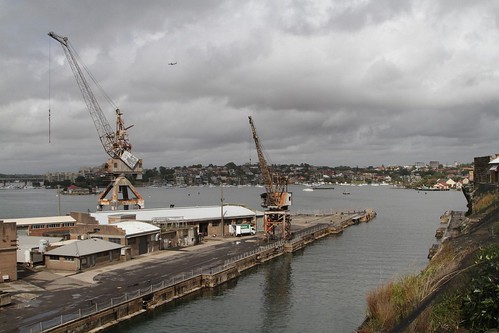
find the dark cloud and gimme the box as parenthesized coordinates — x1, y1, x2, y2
(1, 0, 499, 174)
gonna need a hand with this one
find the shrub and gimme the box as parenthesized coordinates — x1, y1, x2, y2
(462, 245, 499, 332)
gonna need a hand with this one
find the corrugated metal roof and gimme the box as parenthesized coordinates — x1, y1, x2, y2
(113, 221, 160, 237)
(4, 216, 76, 226)
(44, 238, 123, 257)
(91, 205, 261, 225)
(489, 157, 499, 164)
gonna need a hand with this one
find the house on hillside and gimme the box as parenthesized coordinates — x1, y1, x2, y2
(66, 185, 90, 195)
(445, 178, 456, 189)
(433, 181, 449, 191)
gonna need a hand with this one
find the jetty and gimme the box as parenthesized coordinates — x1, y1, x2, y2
(428, 210, 467, 259)
(4, 210, 376, 333)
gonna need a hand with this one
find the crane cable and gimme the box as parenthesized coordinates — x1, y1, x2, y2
(48, 37, 119, 143)
(67, 40, 118, 111)
(48, 37, 51, 143)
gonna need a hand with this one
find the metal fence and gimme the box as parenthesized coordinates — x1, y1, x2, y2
(22, 224, 332, 333)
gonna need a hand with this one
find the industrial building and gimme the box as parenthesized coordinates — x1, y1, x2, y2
(4, 216, 77, 238)
(90, 204, 262, 238)
(0, 205, 262, 274)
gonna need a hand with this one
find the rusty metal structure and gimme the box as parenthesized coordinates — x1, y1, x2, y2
(49, 32, 144, 210)
(248, 116, 292, 240)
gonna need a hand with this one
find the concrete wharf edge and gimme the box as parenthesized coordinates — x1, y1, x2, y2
(36, 211, 376, 333)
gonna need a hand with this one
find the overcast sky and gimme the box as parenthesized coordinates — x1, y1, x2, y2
(1, 0, 499, 174)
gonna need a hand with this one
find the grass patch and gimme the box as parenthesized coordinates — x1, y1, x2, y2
(473, 192, 499, 215)
(361, 246, 462, 333)
(410, 292, 463, 333)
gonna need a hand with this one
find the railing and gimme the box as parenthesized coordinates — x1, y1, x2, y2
(22, 223, 337, 332)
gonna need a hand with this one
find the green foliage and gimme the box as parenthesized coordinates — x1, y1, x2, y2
(462, 245, 499, 332)
(429, 293, 463, 333)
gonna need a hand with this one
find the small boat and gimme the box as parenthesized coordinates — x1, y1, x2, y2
(312, 185, 335, 190)
(302, 188, 314, 192)
(342, 191, 350, 195)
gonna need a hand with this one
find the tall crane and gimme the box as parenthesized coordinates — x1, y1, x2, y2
(248, 116, 292, 240)
(49, 32, 144, 211)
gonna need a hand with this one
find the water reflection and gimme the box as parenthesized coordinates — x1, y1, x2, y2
(260, 254, 293, 333)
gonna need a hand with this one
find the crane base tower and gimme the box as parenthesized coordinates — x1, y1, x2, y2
(97, 174, 144, 211)
(264, 210, 292, 240)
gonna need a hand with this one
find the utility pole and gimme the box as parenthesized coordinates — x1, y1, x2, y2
(220, 184, 224, 237)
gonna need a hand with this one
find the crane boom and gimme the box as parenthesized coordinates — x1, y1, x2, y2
(48, 31, 139, 170)
(248, 116, 274, 200)
(248, 116, 292, 240)
(248, 116, 291, 210)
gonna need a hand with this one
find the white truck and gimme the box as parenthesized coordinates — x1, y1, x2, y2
(234, 224, 256, 237)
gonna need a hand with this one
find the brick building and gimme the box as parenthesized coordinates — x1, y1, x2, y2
(44, 238, 122, 272)
(474, 156, 493, 186)
(70, 221, 161, 257)
(0, 221, 17, 282)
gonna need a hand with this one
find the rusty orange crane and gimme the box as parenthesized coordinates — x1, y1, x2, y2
(248, 116, 292, 240)
(49, 31, 143, 211)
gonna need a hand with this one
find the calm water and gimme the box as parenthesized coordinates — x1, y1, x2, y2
(0, 185, 466, 332)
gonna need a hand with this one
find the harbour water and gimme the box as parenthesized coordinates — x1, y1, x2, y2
(0, 185, 466, 332)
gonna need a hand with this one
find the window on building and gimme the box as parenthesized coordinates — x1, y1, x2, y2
(109, 238, 121, 244)
(49, 255, 59, 261)
(64, 257, 74, 261)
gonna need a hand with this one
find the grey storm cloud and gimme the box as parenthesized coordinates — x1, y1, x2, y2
(1, 0, 499, 174)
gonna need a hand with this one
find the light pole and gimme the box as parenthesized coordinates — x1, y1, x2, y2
(57, 185, 61, 216)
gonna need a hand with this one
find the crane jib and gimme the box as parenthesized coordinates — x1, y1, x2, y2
(48, 31, 141, 173)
